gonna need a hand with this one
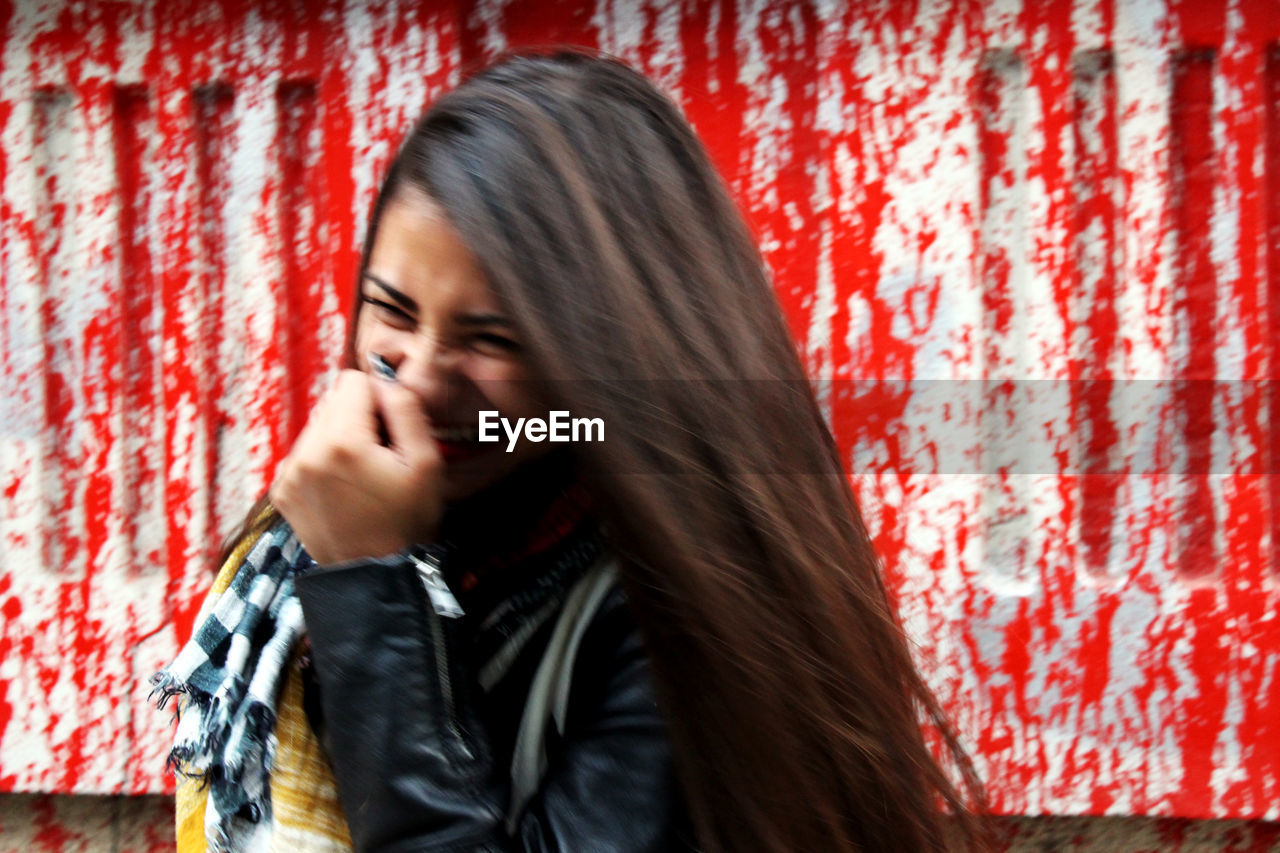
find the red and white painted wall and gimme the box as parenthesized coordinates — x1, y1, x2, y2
(1, 0, 1278, 849)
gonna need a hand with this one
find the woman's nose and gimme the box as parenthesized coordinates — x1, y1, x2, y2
(390, 335, 458, 406)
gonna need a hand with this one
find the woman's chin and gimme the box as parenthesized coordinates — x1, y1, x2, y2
(439, 444, 561, 505)
(439, 459, 498, 505)
(438, 448, 523, 504)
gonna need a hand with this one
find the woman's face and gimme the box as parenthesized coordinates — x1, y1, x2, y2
(353, 190, 553, 503)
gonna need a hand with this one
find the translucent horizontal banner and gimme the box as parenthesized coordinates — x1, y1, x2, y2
(427, 379, 1280, 476)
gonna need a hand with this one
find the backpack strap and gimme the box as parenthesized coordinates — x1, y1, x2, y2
(506, 557, 620, 833)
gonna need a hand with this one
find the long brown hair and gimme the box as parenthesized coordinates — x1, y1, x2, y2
(231, 50, 987, 851)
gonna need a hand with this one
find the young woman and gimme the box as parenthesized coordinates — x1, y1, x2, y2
(155, 51, 986, 852)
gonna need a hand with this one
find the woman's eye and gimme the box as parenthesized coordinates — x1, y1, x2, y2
(471, 332, 521, 353)
(361, 295, 414, 326)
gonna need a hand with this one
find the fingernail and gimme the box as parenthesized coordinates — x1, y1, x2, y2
(369, 353, 398, 382)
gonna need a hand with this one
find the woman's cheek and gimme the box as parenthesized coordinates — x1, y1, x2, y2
(351, 320, 373, 367)
(480, 365, 545, 421)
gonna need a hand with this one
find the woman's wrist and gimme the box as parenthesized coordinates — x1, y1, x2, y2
(294, 545, 465, 619)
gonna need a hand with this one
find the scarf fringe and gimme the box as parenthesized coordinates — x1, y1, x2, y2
(148, 670, 191, 709)
(151, 521, 305, 850)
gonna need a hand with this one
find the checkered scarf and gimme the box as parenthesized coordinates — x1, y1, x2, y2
(150, 520, 310, 853)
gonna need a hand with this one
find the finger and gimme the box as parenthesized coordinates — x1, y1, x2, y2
(370, 379, 437, 463)
(326, 369, 380, 442)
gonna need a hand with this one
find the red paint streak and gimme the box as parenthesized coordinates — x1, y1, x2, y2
(1020, 7, 1114, 811)
(465, 0, 597, 64)
(113, 84, 157, 573)
(1025, 0, 1075, 332)
(1076, 591, 1123, 811)
(1169, 0, 1227, 47)
(0, 583, 11, 785)
(1077, 594, 1119, 710)
(69, 80, 124, 791)
(148, 4, 225, 791)
(1169, 50, 1217, 582)
(975, 45, 1023, 504)
(32, 89, 77, 582)
(31, 81, 103, 790)
(1182, 586, 1230, 818)
(679, 0, 746, 202)
(1071, 50, 1122, 578)
(977, 50, 1021, 345)
(276, 80, 324, 456)
(315, 16, 360, 339)
(0, 11, 10, 609)
(976, 46, 1033, 614)
(190, 81, 235, 600)
(1002, 597, 1033, 720)
(1266, 45, 1280, 581)
(1213, 7, 1274, 814)
(824, 0, 945, 481)
(744, 1, 820, 350)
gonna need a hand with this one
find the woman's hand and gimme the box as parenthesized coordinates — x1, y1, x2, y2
(270, 369, 444, 565)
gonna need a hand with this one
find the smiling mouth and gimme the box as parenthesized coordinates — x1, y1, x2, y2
(431, 424, 490, 462)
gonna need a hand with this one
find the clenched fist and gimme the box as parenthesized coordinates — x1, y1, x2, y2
(270, 369, 444, 565)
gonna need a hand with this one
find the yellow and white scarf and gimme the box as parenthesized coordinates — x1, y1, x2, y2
(163, 521, 354, 852)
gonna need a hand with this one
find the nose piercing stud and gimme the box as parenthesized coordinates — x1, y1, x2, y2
(369, 353, 398, 381)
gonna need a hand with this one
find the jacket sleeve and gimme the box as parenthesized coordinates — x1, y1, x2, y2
(293, 554, 689, 853)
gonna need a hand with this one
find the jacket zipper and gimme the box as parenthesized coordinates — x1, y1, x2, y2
(409, 550, 473, 761)
(427, 606, 474, 760)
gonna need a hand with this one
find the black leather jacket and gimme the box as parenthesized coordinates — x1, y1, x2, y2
(294, 552, 694, 852)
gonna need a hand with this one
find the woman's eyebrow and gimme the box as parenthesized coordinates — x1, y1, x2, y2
(457, 313, 515, 328)
(361, 273, 417, 312)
